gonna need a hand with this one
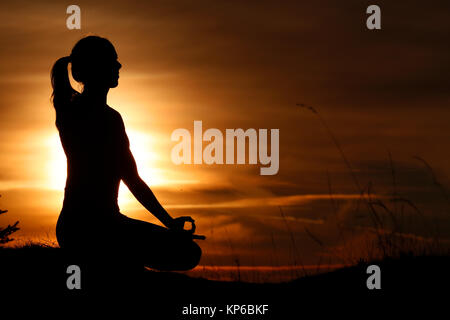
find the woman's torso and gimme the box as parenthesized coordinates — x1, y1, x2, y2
(55, 96, 128, 244)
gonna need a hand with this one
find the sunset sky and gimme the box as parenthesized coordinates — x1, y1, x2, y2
(0, 0, 449, 267)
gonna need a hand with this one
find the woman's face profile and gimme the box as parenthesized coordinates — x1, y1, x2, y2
(105, 50, 122, 88)
(71, 37, 122, 90)
(89, 48, 122, 89)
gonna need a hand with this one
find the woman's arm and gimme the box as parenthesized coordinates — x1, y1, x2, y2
(121, 146, 175, 227)
(118, 116, 195, 231)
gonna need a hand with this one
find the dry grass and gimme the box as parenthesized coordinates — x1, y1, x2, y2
(297, 103, 450, 265)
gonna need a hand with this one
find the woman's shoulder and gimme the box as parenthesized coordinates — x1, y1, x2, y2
(105, 105, 125, 124)
(105, 105, 120, 116)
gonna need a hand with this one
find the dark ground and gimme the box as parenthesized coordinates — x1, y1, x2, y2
(0, 246, 448, 317)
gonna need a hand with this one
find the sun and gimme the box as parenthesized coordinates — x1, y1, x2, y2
(46, 133, 67, 190)
(124, 129, 167, 186)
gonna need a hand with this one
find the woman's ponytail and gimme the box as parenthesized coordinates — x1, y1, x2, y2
(51, 56, 77, 111)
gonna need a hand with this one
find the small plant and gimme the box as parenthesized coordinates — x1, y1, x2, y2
(297, 103, 449, 265)
(0, 195, 19, 244)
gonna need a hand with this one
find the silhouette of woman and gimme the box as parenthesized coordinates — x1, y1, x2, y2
(51, 36, 201, 271)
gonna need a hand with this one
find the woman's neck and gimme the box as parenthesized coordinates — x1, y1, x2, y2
(82, 86, 109, 106)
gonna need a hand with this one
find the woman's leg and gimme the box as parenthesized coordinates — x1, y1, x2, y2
(118, 215, 202, 271)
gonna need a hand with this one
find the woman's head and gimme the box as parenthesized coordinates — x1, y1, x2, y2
(51, 36, 121, 109)
(70, 36, 121, 88)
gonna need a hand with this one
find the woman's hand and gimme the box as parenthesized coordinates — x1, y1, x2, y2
(167, 216, 196, 233)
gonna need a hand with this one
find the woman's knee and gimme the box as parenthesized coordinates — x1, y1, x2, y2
(173, 240, 202, 271)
